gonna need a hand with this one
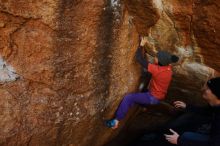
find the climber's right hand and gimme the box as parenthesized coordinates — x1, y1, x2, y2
(140, 36, 148, 47)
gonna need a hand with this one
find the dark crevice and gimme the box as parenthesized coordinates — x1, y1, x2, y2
(54, 1, 78, 145)
(89, 0, 119, 145)
(92, 0, 115, 112)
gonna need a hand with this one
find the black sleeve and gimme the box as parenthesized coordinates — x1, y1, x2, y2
(185, 105, 212, 115)
(177, 134, 209, 146)
(211, 136, 220, 146)
(135, 46, 149, 69)
(210, 112, 220, 146)
(177, 133, 220, 146)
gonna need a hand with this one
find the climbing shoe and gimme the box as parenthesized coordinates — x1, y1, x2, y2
(105, 119, 119, 129)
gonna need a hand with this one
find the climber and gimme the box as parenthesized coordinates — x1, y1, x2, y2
(105, 36, 179, 129)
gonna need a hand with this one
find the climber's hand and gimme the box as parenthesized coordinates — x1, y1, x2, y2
(140, 36, 148, 46)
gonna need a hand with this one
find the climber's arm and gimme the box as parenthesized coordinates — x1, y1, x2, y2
(135, 36, 149, 69)
(135, 46, 149, 69)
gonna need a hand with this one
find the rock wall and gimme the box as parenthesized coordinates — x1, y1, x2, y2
(0, 0, 140, 146)
(0, 0, 219, 146)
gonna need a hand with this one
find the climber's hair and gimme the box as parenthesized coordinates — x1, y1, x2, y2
(171, 55, 179, 63)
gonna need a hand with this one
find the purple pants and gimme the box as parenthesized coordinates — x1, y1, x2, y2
(115, 92, 160, 120)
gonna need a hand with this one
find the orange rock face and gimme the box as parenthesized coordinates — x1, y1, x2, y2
(0, 0, 219, 146)
(193, 0, 220, 70)
(0, 0, 140, 146)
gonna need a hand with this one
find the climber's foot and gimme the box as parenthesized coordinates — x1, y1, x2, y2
(105, 119, 119, 129)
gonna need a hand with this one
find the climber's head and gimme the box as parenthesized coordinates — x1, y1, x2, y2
(156, 51, 179, 66)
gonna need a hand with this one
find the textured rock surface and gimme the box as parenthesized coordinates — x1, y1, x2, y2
(0, 0, 139, 146)
(0, 0, 219, 146)
(193, 0, 220, 70)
